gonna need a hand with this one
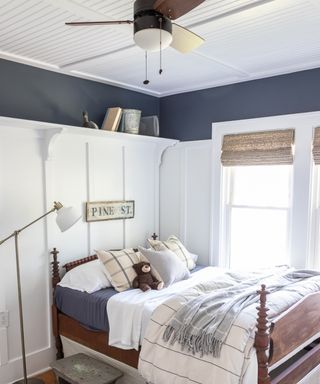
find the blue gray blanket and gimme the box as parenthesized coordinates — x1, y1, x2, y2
(163, 269, 320, 357)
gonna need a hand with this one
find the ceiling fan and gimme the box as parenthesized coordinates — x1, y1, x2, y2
(65, 0, 205, 84)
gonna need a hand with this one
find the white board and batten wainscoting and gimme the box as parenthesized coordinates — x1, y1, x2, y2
(0, 116, 177, 384)
(1, 111, 320, 384)
(160, 140, 213, 266)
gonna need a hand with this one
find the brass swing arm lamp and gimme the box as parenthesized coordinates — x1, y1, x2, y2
(0, 201, 81, 384)
(1, 202, 62, 245)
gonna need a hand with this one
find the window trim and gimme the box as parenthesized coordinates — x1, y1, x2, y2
(210, 111, 319, 269)
(310, 166, 320, 270)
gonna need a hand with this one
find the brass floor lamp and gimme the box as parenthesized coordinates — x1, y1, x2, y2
(0, 201, 81, 384)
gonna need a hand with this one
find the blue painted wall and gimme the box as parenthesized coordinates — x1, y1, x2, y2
(1, 58, 320, 141)
(159, 68, 320, 141)
(0, 59, 159, 128)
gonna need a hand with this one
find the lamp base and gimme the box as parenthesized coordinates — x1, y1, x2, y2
(13, 379, 45, 384)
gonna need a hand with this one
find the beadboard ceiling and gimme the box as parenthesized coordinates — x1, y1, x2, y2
(1, 0, 320, 96)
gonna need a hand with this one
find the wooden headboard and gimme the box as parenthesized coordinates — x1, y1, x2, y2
(50, 249, 99, 289)
(50, 233, 159, 289)
(63, 255, 98, 272)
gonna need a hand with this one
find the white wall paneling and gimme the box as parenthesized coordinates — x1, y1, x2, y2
(124, 143, 156, 248)
(159, 145, 182, 239)
(160, 141, 212, 265)
(0, 127, 53, 383)
(0, 117, 177, 384)
(87, 141, 125, 252)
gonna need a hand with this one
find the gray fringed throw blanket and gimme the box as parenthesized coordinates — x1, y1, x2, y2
(163, 269, 320, 358)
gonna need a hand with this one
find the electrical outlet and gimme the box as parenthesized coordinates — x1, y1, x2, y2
(0, 312, 8, 328)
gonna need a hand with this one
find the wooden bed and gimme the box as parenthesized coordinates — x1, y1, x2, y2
(51, 248, 320, 384)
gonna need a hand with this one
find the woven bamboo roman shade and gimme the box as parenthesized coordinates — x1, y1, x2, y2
(221, 129, 295, 166)
(312, 128, 320, 165)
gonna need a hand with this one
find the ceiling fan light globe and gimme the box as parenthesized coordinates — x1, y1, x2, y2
(134, 28, 172, 51)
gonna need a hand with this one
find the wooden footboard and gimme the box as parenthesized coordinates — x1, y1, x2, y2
(270, 292, 320, 366)
(255, 286, 320, 384)
(255, 285, 271, 383)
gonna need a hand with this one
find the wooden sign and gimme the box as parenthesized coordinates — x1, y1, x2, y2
(86, 201, 135, 222)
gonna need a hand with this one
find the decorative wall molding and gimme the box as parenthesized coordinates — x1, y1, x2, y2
(160, 140, 212, 264)
(0, 115, 178, 384)
(43, 129, 64, 161)
(1, 346, 54, 384)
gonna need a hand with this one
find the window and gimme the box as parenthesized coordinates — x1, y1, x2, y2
(211, 113, 316, 270)
(311, 166, 320, 270)
(222, 165, 291, 269)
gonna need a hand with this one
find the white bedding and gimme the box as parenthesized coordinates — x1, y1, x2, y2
(107, 267, 228, 350)
(107, 266, 320, 384)
(61, 335, 320, 384)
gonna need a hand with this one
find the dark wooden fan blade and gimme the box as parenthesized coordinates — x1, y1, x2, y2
(65, 20, 133, 26)
(153, 0, 204, 20)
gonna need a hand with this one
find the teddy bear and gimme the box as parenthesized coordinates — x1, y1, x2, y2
(132, 261, 164, 292)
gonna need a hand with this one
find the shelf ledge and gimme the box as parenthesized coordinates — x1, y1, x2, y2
(0, 116, 178, 146)
(0, 116, 179, 161)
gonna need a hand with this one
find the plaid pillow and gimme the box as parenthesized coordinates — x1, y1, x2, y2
(97, 248, 143, 292)
(148, 235, 195, 270)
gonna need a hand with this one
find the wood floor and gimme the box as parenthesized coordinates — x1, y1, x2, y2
(34, 370, 57, 384)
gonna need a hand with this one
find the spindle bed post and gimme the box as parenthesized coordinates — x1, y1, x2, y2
(51, 248, 60, 289)
(255, 284, 271, 384)
(51, 248, 64, 359)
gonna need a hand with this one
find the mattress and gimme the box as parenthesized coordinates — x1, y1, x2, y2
(55, 286, 117, 331)
(55, 264, 206, 332)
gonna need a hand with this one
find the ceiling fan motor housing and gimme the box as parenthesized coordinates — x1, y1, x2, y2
(134, 0, 172, 52)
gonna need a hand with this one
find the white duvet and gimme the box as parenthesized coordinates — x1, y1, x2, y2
(107, 267, 226, 350)
(107, 267, 320, 384)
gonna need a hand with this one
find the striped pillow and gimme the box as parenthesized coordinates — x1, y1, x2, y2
(148, 235, 196, 270)
(96, 248, 142, 292)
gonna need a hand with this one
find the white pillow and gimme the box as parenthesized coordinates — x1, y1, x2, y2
(139, 246, 190, 287)
(148, 235, 196, 270)
(189, 252, 199, 264)
(58, 259, 112, 294)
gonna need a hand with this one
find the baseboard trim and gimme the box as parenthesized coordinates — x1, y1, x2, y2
(0, 346, 55, 384)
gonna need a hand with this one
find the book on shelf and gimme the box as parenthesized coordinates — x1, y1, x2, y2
(101, 107, 122, 131)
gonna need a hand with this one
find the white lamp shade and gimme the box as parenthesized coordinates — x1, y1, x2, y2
(56, 206, 81, 232)
(134, 28, 172, 52)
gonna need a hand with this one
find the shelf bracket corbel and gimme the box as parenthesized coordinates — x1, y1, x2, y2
(156, 140, 179, 167)
(43, 128, 65, 161)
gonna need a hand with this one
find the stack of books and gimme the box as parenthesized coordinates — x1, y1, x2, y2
(101, 107, 158, 136)
(101, 107, 142, 134)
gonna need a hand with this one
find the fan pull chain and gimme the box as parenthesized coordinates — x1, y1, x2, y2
(143, 51, 150, 85)
(159, 17, 163, 75)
